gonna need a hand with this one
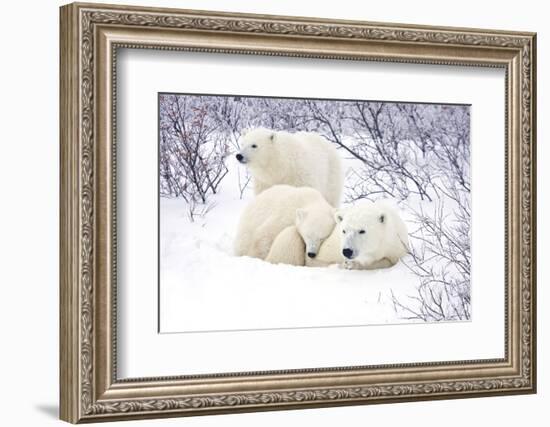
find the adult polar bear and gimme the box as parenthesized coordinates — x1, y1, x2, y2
(317, 200, 409, 269)
(236, 128, 343, 207)
(267, 200, 409, 270)
(233, 185, 335, 261)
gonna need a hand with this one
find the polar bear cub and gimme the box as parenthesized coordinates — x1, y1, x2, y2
(266, 204, 337, 266)
(235, 128, 343, 206)
(265, 226, 305, 266)
(307, 200, 409, 270)
(234, 185, 336, 261)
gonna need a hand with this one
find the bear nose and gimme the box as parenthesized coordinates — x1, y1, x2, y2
(307, 252, 316, 258)
(342, 248, 354, 259)
(235, 153, 243, 162)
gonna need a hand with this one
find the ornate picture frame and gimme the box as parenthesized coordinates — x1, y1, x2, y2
(60, 2, 536, 423)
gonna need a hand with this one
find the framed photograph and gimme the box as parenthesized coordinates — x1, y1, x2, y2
(60, 2, 537, 423)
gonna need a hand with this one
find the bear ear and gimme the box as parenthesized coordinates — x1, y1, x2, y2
(296, 208, 307, 224)
(379, 213, 385, 224)
(334, 209, 345, 223)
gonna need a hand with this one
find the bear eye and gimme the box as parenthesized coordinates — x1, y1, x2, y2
(359, 230, 366, 234)
(342, 230, 346, 234)
(251, 144, 257, 149)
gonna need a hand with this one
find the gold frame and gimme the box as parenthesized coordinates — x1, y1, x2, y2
(59, 2, 537, 423)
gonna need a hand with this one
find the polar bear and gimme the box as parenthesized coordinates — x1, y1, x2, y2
(306, 200, 409, 270)
(266, 202, 338, 266)
(265, 226, 305, 266)
(234, 185, 336, 261)
(235, 128, 343, 206)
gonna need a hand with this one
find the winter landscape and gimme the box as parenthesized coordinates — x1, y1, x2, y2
(158, 93, 471, 333)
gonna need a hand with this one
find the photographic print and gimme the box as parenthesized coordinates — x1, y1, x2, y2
(158, 93, 471, 333)
(60, 5, 536, 420)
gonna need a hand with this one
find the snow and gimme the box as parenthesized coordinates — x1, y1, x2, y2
(160, 157, 423, 333)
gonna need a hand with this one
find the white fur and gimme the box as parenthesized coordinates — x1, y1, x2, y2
(236, 127, 343, 206)
(234, 185, 335, 261)
(265, 226, 305, 266)
(306, 200, 410, 270)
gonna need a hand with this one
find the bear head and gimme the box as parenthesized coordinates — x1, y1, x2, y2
(296, 205, 336, 259)
(236, 128, 277, 170)
(335, 201, 390, 263)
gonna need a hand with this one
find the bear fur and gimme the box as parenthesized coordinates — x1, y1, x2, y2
(233, 185, 335, 261)
(236, 127, 343, 206)
(265, 226, 305, 266)
(306, 200, 409, 270)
